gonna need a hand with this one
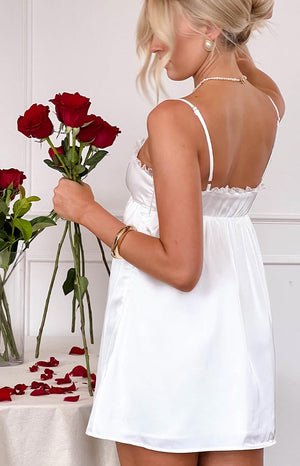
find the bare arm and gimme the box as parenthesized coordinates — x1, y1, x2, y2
(53, 101, 203, 292)
(235, 44, 285, 120)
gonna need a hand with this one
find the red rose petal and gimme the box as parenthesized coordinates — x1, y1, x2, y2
(69, 346, 85, 355)
(62, 382, 77, 392)
(64, 395, 80, 402)
(30, 388, 49, 396)
(40, 368, 54, 380)
(14, 384, 28, 395)
(0, 387, 12, 402)
(55, 373, 71, 385)
(69, 365, 87, 377)
(30, 381, 50, 390)
(36, 356, 59, 367)
(49, 387, 65, 394)
(29, 364, 39, 372)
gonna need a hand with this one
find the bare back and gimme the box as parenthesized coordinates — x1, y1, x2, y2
(138, 82, 280, 190)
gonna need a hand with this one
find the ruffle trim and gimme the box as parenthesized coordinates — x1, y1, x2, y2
(133, 138, 266, 193)
(204, 182, 265, 194)
(133, 138, 153, 175)
(134, 156, 153, 175)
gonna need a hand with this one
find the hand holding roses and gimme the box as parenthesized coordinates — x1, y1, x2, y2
(53, 178, 96, 224)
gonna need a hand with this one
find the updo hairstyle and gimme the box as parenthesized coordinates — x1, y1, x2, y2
(136, 0, 274, 98)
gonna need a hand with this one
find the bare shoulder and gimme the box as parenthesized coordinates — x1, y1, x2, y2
(147, 99, 196, 133)
(260, 87, 285, 121)
(145, 99, 200, 173)
(146, 99, 198, 156)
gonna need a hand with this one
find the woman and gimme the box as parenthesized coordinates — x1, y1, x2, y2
(53, 0, 285, 465)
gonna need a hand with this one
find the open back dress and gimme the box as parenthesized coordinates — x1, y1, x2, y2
(86, 96, 280, 453)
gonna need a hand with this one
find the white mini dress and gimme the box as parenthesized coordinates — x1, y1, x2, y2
(86, 97, 280, 453)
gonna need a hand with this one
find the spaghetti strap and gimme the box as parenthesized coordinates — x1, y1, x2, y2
(266, 95, 281, 124)
(177, 98, 214, 191)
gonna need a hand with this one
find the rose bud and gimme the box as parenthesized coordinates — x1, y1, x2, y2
(91, 119, 121, 149)
(48, 146, 65, 166)
(17, 103, 53, 139)
(49, 92, 91, 128)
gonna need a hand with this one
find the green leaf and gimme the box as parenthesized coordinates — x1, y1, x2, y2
(74, 275, 88, 300)
(62, 268, 76, 295)
(73, 164, 86, 175)
(43, 159, 66, 174)
(0, 199, 9, 216)
(0, 248, 10, 270)
(19, 185, 26, 199)
(66, 148, 74, 162)
(65, 147, 80, 165)
(26, 196, 40, 202)
(0, 230, 9, 240)
(0, 239, 7, 251)
(0, 241, 19, 269)
(0, 212, 6, 229)
(61, 135, 70, 153)
(13, 198, 31, 218)
(86, 150, 108, 171)
(31, 216, 56, 232)
(12, 218, 33, 242)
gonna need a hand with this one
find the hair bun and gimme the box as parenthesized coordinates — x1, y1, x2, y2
(236, 0, 273, 45)
(250, 0, 274, 21)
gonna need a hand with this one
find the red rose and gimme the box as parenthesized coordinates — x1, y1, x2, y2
(17, 104, 53, 139)
(0, 169, 26, 191)
(49, 92, 91, 128)
(48, 146, 65, 166)
(91, 119, 121, 148)
(77, 115, 105, 144)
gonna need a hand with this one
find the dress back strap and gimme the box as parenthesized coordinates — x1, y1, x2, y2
(177, 98, 214, 191)
(266, 95, 281, 125)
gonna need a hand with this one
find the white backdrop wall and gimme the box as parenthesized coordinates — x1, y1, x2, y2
(1, 1, 299, 465)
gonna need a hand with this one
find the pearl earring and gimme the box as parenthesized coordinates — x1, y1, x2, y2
(204, 38, 214, 52)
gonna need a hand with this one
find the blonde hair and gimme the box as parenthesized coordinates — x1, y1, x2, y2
(136, 0, 274, 100)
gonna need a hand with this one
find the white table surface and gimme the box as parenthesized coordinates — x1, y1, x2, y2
(0, 336, 120, 466)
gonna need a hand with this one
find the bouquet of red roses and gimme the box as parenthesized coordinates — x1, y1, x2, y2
(18, 92, 121, 395)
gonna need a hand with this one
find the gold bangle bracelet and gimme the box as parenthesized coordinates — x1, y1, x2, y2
(111, 225, 137, 259)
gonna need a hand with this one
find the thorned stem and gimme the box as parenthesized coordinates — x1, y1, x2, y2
(96, 237, 110, 276)
(69, 222, 93, 396)
(35, 220, 68, 358)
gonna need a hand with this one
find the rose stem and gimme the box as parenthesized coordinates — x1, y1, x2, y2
(71, 294, 76, 333)
(75, 223, 94, 344)
(0, 271, 11, 327)
(35, 220, 69, 358)
(68, 222, 93, 396)
(2, 248, 26, 285)
(0, 270, 20, 359)
(46, 137, 71, 178)
(72, 129, 76, 165)
(78, 142, 84, 163)
(0, 298, 19, 360)
(84, 146, 93, 165)
(96, 238, 110, 276)
(0, 318, 9, 361)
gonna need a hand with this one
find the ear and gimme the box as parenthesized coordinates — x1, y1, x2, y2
(203, 21, 222, 41)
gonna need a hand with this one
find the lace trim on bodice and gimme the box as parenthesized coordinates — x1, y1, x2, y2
(133, 138, 265, 194)
(134, 138, 153, 175)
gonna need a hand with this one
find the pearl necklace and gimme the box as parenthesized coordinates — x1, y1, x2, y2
(193, 75, 247, 91)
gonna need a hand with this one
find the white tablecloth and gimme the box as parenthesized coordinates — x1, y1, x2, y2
(0, 336, 120, 466)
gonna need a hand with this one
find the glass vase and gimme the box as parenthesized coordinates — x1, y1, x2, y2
(0, 248, 25, 366)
